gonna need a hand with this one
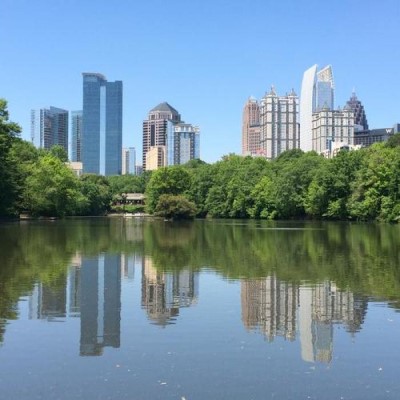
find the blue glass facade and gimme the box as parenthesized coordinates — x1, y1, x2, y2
(31, 107, 69, 153)
(316, 81, 334, 110)
(82, 73, 122, 175)
(128, 147, 136, 174)
(167, 123, 200, 166)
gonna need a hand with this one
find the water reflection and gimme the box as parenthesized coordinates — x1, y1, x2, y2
(141, 256, 199, 326)
(241, 277, 368, 363)
(1, 218, 400, 362)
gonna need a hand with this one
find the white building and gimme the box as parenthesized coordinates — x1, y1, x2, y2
(259, 87, 300, 160)
(312, 106, 355, 156)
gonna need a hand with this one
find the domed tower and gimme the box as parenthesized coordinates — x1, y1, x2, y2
(346, 91, 368, 131)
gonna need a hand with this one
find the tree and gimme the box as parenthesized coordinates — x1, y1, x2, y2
(145, 166, 191, 213)
(348, 144, 400, 221)
(186, 163, 214, 217)
(80, 174, 112, 215)
(305, 150, 364, 219)
(49, 145, 68, 162)
(154, 194, 197, 220)
(0, 99, 21, 216)
(385, 133, 400, 148)
(23, 154, 87, 217)
(107, 172, 151, 196)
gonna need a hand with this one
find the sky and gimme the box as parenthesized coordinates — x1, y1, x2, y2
(1, 0, 399, 163)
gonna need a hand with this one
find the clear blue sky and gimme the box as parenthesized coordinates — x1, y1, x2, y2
(2, 0, 399, 163)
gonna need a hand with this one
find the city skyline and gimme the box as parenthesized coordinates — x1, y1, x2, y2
(2, 0, 399, 163)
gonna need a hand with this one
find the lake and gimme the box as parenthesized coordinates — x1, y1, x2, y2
(0, 218, 399, 399)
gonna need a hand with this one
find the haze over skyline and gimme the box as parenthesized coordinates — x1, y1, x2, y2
(2, 0, 399, 163)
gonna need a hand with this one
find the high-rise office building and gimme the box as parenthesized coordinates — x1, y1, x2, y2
(242, 97, 262, 156)
(316, 65, 334, 111)
(259, 87, 300, 160)
(142, 102, 181, 170)
(122, 147, 136, 175)
(71, 110, 82, 162)
(167, 123, 200, 165)
(300, 64, 334, 151)
(31, 106, 69, 153)
(346, 91, 368, 131)
(312, 106, 355, 156)
(82, 73, 123, 175)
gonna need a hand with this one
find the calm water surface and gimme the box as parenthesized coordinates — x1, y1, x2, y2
(0, 218, 399, 400)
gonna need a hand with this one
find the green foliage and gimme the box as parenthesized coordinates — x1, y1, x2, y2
(0, 99, 21, 216)
(107, 172, 150, 196)
(204, 155, 271, 218)
(305, 150, 364, 219)
(145, 166, 191, 213)
(23, 154, 88, 217)
(186, 163, 214, 217)
(154, 194, 197, 219)
(348, 144, 400, 221)
(111, 204, 145, 214)
(79, 174, 112, 215)
(250, 152, 324, 219)
(49, 145, 69, 162)
(182, 158, 207, 169)
(385, 133, 400, 148)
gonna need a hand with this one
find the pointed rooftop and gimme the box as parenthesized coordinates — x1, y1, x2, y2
(150, 102, 179, 115)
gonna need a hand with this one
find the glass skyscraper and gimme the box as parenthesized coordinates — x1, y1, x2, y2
(167, 123, 200, 166)
(82, 73, 123, 175)
(31, 106, 69, 153)
(300, 65, 334, 151)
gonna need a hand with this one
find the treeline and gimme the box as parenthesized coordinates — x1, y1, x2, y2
(146, 139, 400, 222)
(1, 99, 400, 221)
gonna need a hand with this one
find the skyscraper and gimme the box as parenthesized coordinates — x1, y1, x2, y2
(167, 123, 200, 165)
(82, 73, 123, 175)
(71, 110, 82, 162)
(242, 97, 262, 156)
(300, 64, 334, 151)
(259, 87, 300, 160)
(31, 106, 69, 153)
(346, 91, 368, 131)
(122, 147, 136, 175)
(142, 102, 181, 170)
(316, 65, 334, 111)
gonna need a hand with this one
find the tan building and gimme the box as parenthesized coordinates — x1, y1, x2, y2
(312, 106, 354, 155)
(241, 276, 298, 342)
(260, 87, 300, 160)
(242, 97, 262, 156)
(145, 145, 166, 170)
(66, 161, 83, 177)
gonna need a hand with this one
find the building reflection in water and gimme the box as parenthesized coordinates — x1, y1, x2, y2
(241, 276, 367, 363)
(141, 256, 199, 326)
(29, 252, 122, 357)
(79, 254, 121, 356)
(27, 254, 368, 361)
